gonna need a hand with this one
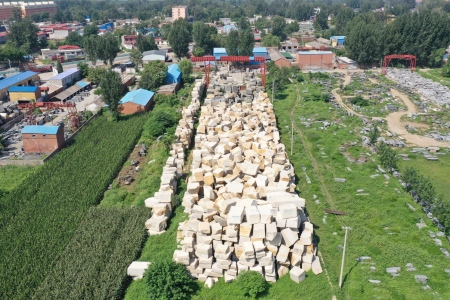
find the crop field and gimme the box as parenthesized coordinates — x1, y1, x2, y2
(32, 207, 148, 300)
(0, 113, 147, 300)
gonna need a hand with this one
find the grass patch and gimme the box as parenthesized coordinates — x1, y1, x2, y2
(417, 69, 450, 89)
(0, 165, 37, 192)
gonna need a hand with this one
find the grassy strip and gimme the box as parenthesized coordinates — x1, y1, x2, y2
(274, 83, 450, 299)
(32, 207, 149, 300)
(0, 165, 37, 194)
(0, 114, 147, 300)
(417, 69, 450, 88)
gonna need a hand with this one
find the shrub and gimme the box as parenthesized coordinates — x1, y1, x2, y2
(349, 95, 369, 106)
(235, 271, 268, 299)
(144, 109, 179, 139)
(145, 260, 195, 300)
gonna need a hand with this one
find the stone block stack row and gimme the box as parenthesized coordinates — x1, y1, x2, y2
(144, 79, 205, 235)
(173, 73, 322, 287)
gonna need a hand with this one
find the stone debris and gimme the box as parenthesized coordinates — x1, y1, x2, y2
(415, 275, 428, 284)
(386, 267, 401, 277)
(369, 279, 381, 284)
(172, 72, 318, 284)
(127, 261, 151, 280)
(144, 79, 205, 234)
(405, 263, 416, 272)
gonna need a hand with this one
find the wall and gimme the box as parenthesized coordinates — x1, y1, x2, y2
(0, 6, 15, 20)
(297, 53, 334, 70)
(120, 98, 152, 115)
(23, 129, 65, 154)
(0, 74, 40, 100)
(274, 58, 291, 68)
(9, 90, 41, 102)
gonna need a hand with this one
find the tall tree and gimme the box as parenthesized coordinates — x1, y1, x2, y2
(7, 18, 39, 53)
(56, 60, 63, 73)
(77, 62, 89, 78)
(313, 10, 329, 31)
(11, 6, 22, 22)
(271, 16, 287, 40)
(135, 34, 158, 52)
(83, 23, 99, 37)
(238, 16, 251, 30)
(99, 70, 123, 120)
(139, 60, 167, 91)
(84, 35, 98, 65)
(98, 33, 120, 66)
(193, 21, 214, 55)
(262, 34, 281, 47)
(178, 59, 193, 83)
(168, 19, 191, 59)
(65, 32, 84, 47)
(239, 29, 255, 56)
(335, 7, 355, 34)
(225, 30, 240, 56)
(130, 48, 143, 69)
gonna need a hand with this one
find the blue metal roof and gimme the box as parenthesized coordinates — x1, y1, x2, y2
(253, 47, 267, 54)
(298, 51, 333, 55)
(0, 71, 38, 91)
(76, 81, 89, 88)
(167, 64, 181, 84)
(8, 86, 38, 93)
(330, 36, 346, 40)
(213, 48, 227, 55)
(50, 68, 79, 80)
(22, 125, 60, 135)
(119, 89, 154, 106)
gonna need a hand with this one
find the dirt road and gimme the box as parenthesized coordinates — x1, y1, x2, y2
(332, 74, 449, 147)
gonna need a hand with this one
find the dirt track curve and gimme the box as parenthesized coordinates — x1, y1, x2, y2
(333, 74, 450, 147)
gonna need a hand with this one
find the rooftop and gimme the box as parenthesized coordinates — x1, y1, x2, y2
(0, 71, 38, 91)
(119, 89, 154, 106)
(8, 86, 38, 93)
(298, 51, 333, 55)
(22, 125, 60, 135)
(49, 68, 79, 80)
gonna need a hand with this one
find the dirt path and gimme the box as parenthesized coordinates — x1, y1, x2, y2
(332, 75, 450, 147)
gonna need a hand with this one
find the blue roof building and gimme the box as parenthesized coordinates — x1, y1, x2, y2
(8, 86, 39, 93)
(22, 125, 60, 135)
(22, 125, 65, 154)
(49, 68, 81, 89)
(330, 36, 346, 46)
(212, 47, 270, 60)
(167, 64, 182, 84)
(99, 22, 114, 31)
(223, 25, 237, 34)
(0, 71, 39, 99)
(119, 89, 155, 114)
(213, 48, 227, 59)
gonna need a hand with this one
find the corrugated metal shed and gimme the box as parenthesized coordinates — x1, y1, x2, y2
(0, 71, 38, 91)
(22, 125, 60, 134)
(119, 89, 154, 106)
(49, 68, 79, 80)
(167, 64, 181, 84)
(253, 47, 267, 54)
(8, 86, 38, 93)
(298, 51, 333, 55)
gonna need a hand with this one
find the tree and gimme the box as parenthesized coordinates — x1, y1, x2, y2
(139, 60, 167, 91)
(285, 21, 299, 35)
(432, 196, 450, 233)
(193, 22, 214, 55)
(135, 34, 158, 52)
(271, 16, 287, 40)
(262, 34, 281, 47)
(130, 48, 143, 69)
(65, 32, 84, 47)
(239, 29, 255, 56)
(83, 24, 99, 38)
(442, 61, 450, 78)
(225, 30, 240, 56)
(87, 67, 107, 85)
(236, 271, 268, 299)
(168, 19, 190, 59)
(11, 6, 22, 22)
(56, 60, 63, 73)
(99, 70, 123, 120)
(84, 36, 98, 65)
(377, 142, 399, 171)
(335, 7, 355, 34)
(314, 11, 329, 31)
(145, 260, 195, 300)
(368, 125, 380, 145)
(77, 62, 89, 78)
(178, 59, 193, 83)
(7, 18, 39, 53)
(98, 33, 120, 66)
(238, 16, 251, 30)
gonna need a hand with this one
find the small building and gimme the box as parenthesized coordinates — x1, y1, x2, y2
(268, 49, 291, 68)
(297, 51, 334, 70)
(99, 22, 114, 31)
(172, 5, 187, 21)
(122, 35, 138, 50)
(0, 71, 39, 101)
(8, 86, 42, 103)
(48, 26, 72, 40)
(221, 25, 237, 34)
(305, 41, 330, 49)
(167, 64, 182, 84)
(330, 36, 346, 47)
(22, 125, 65, 154)
(337, 56, 357, 69)
(213, 48, 227, 59)
(317, 38, 331, 45)
(119, 88, 154, 115)
(48, 68, 81, 89)
(41, 46, 85, 60)
(142, 49, 167, 63)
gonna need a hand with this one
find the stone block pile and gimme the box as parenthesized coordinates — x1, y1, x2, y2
(144, 79, 205, 235)
(173, 72, 321, 287)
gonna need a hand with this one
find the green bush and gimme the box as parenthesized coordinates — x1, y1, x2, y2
(145, 260, 195, 300)
(144, 109, 179, 139)
(235, 271, 268, 299)
(349, 95, 369, 106)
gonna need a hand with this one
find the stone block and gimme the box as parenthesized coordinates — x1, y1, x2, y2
(257, 205, 273, 224)
(192, 168, 204, 181)
(144, 197, 158, 208)
(312, 256, 323, 275)
(240, 222, 252, 237)
(228, 206, 245, 225)
(281, 228, 299, 248)
(290, 266, 306, 283)
(252, 223, 266, 239)
(245, 205, 261, 224)
(277, 265, 289, 277)
(276, 245, 290, 263)
(265, 222, 278, 241)
(127, 261, 150, 279)
(279, 203, 298, 219)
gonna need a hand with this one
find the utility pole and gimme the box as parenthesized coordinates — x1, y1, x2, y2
(339, 227, 352, 288)
(291, 121, 294, 156)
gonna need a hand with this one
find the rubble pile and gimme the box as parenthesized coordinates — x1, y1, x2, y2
(144, 79, 205, 234)
(173, 73, 321, 287)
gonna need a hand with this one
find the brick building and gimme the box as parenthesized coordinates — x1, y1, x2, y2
(22, 125, 65, 154)
(8, 86, 42, 102)
(172, 6, 187, 21)
(119, 89, 154, 115)
(121, 35, 138, 50)
(268, 48, 291, 68)
(296, 51, 334, 70)
(0, 1, 57, 20)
